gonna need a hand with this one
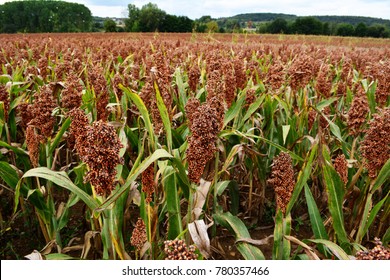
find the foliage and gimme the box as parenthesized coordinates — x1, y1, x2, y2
(0, 0, 92, 33)
(103, 19, 117, 32)
(125, 2, 193, 33)
(0, 32, 389, 260)
(218, 13, 390, 38)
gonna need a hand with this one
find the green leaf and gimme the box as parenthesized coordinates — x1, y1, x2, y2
(241, 94, 265, 126)
(154, 81, 172, 152)
(372, 158, 390, 193)
(163, 166, 183, 239)
(382, 227, 390, 247)
(365, 80, 377, 114)
(214, 212, 265, 260)
(356, 192, 388, 244)
(216, 180, 231, 196)
(22, 167, 99, 212)
(0, 161, 19, 189)
(97, 149, 173, 211)
(304, 184, 330, 257)
(307, 239, 351, 260)
(322, 148, 349, 245)
(223, 93, 245, 128)
(174, 68, 187, 114)
(169, 151, 190, 199)
(228, 180, 239, 215)
(282, 213, 292, 260)
(57, 194, 80, 231)
(0, 161, 47, 214)
(220, 144, 243, 175)
(286, 143, 318, 214)
(0, 140, 28, 156)
(227, 130, 304, 162)
(0, 101, 5, 123)
(315, 97, 338, 111)
(282, 125, 290, 145)
(320, 113, 343, 142)
(49, 117, 71, 154)
(273, 209, 284, 260)
(121, 84, 156, 150)
(45, 253, 75, 260)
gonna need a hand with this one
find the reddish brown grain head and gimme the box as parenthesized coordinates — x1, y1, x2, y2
(26, 126, 44, 167)
(347, 86, 369, 136)
(28, 85, 57, 139)
(188, 64, 200, 93)
(72, 118, 123, 196)
(185, 96, 224, 184)
(0, 85, 10, 122)
(164, 239, 198, 260)
(141, 164, 155, 204)
(61, 73, 83, 110)
(360, 107, 390, 178)
(267, 152, 295, 214)
(355, 238, 390, 260)
(334, 154, 348, 185)
(131, 218, 147, 251)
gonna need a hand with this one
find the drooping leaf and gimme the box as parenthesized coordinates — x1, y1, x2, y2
(121, 84, 156, 150)
(307, 239, 351, 260)
(214, 211, 265, 260)
(22, 167, 99, 212)
(97, 149, 172, 211)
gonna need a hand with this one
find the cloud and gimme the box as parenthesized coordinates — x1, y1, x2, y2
(123, 0, 390, 20)
(1, 0, 389, 19)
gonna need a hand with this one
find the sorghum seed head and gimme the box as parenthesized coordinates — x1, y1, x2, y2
(334, 154, 348, 185)
(130, 218, 147, 251)
(360, 107, 390, 178)
(164, 239, 198, 260)
(267, 152, 295, 214)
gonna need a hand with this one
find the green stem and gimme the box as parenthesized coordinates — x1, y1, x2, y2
(186, 184, 195, 244)
(212, 151, 219, 237)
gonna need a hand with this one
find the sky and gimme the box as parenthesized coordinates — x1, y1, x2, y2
(1, 0, 389, 20)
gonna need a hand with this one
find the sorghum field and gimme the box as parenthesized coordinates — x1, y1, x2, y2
(0, 33, 389, 260)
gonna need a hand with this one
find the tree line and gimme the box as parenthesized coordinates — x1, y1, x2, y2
(256, 17, 390, 38)
(0, 0, 92, 33)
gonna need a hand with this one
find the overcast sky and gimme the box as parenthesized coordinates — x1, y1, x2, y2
(1, 0, 389, 20)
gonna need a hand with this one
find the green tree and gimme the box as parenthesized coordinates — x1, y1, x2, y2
(292, 17, 323, 35)
(366, 24, 389, 38)
(0, 1, 92, 33)
(125, 4, 140, 32)
(206, 21, 219, 33)
(104, 19, 117, 32)
(268, 18, 288, 34)
(138, 3, 166, 32)
(336, 23, 354, 37)
(225, 19, 240, 32)
(354, 22, 368, 37)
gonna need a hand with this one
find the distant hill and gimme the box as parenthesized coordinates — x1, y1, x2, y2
(218, 13, 390, 27)
(225, 13, 297, 22)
